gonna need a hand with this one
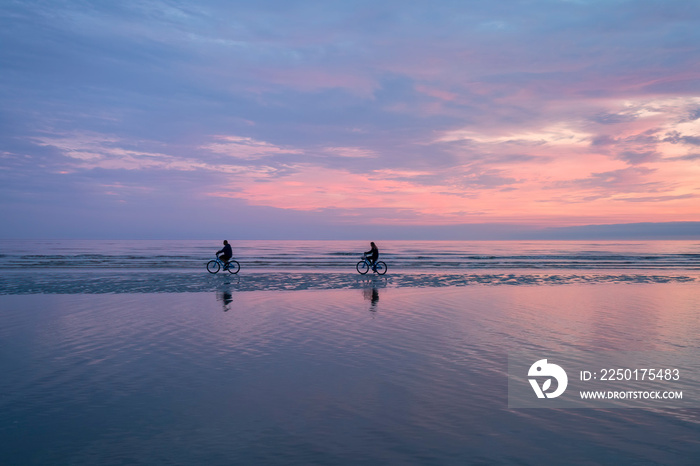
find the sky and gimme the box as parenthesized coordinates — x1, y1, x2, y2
(1, 0, 700, 239)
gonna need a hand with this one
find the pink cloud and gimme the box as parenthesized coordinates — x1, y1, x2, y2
(202, 136, 302, 159)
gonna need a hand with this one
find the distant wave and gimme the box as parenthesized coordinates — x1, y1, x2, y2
(1, 239, 699, 271)
(1, 253, 699, 271)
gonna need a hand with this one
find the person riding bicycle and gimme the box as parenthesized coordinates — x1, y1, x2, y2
(365, 242, 379, 271)
(216, 240, 233, 266)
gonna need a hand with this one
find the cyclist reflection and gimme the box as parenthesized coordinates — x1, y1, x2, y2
(362, 286, 379, 312)
(217, 290, 234, 311)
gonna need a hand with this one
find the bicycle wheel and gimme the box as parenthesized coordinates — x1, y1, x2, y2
(356, 260, 369, 274)
(206, 260, 220, 274)
(227, 260, 240, 274)
(375, 261, 388, 275)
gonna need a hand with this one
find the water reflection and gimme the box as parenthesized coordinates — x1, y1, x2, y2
(3, 286, 700, 464)
(214, 275, 240, 312)
(216, 289, 234, 312)
(363, 286, 379, 312)
(360, 278, 383, 312)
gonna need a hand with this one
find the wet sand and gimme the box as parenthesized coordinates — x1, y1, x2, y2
(1, 282, 700, 464)
(0, 269, 697, 294)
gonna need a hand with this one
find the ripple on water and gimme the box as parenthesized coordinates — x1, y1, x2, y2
(1, 285, 700, 464)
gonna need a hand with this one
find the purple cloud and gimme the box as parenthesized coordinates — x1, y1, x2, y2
(2, 0, 700, 238)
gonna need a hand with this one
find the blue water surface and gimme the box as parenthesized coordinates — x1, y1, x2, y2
(1, 283, 699, 465)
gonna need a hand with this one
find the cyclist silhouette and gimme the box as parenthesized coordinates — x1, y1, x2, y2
(216, 240, 232, 265)
(365, 242, 379, 271)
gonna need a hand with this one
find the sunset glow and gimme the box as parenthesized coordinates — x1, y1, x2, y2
(1, 1, 700, 238)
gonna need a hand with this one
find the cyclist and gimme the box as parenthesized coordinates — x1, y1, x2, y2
(216, 240, 233, 267)
(365, 242, 379, 271)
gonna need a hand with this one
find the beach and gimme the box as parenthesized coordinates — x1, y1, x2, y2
(5, 0, 700, 462)
(1, 240, 700, 464)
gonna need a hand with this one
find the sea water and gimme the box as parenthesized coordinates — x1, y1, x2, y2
(1, 240, 699, 464)
(1, 239, 699, 271)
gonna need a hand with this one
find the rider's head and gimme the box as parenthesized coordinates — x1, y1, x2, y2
(371, 242, 376, 247)
(223, 240, 228, 245)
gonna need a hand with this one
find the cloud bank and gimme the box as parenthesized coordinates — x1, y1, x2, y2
(1, 0, 699, 238)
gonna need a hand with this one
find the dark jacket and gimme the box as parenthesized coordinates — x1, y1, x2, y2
(217, 244, 232, 258)
(365, 244, 378, 262)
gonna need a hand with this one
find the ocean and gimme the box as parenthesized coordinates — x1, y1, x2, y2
(2, 239, 699, 271)
(1, 240, 699, 464)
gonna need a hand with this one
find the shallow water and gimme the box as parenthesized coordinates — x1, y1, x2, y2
(1, 270, 698, 295)
(1, 284, 700, 465)
(2, 239, 699, 271)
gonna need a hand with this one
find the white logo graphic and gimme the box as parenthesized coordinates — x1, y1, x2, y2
(528, 359, 568, 399)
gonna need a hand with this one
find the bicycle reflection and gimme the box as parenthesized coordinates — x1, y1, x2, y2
(216, 289, 234, 311)
(362, 285, 380, 312)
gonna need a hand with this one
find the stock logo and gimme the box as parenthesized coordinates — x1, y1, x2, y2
(528, 359, 568, 399)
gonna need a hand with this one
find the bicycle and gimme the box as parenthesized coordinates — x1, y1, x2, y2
(356, 254, 387, 275)
(206, 256, 240, 274)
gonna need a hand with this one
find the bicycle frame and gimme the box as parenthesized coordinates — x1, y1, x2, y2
(357, 254, 387, 275)
(207, 256, 240, 274)
(215, 257, 228, 267)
